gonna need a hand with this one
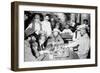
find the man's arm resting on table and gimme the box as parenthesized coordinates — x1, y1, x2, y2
(64, 41, 79, 51)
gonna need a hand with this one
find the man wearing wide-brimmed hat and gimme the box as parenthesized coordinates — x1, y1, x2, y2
(47, 28, 64, 46)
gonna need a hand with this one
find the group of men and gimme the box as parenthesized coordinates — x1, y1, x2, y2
(24, 13, 90, 61)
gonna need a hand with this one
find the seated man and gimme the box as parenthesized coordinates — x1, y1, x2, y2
(47, 28, 64, 46)
(38, 32, 47, 51)
(73, 23, 89, 41)
(24, 36, 47, 61)
(66, 25, 90, 59)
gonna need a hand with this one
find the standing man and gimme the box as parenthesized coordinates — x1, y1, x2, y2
(25, 14, 42, 36)
(41, 15, 52, 37)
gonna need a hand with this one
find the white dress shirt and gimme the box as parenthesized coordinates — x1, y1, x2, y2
(41, 21, 52, 37)
(34, 22, 41, 35)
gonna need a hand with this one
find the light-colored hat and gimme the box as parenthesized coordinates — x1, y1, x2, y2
(77, 24, 88, 30)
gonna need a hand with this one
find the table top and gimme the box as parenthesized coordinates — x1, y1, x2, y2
(39, 45, 79, 61)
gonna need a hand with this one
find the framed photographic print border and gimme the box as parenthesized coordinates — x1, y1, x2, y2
(11, 1, 98, 71)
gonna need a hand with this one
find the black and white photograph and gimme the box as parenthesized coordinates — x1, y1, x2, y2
(24, 11, 91, 61)
(11, 2, 97, 71)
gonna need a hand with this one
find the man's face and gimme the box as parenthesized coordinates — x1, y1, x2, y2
(35, 14, 40, 22)
(83, 21, 88, 25)
(53, 31, 58, 37)
(51, 18, 54, 21)
(24, 14, 28, 20)
(65, 25, 69, 29)
(41, 35, 45, 41)
(45, 16, 49, 21)
(39, 35, 46, 44)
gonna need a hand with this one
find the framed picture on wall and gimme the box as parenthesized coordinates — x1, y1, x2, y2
(11, 1, 98, 71)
